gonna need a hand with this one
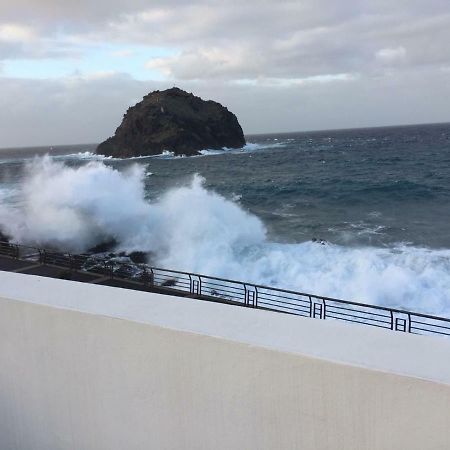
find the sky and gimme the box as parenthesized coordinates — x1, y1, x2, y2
(1, 0, 450, 147)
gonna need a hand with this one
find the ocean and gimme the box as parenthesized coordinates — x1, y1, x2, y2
(1, 122, 449, 315)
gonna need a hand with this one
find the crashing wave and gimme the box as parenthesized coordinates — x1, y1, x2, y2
(1, 157, 450, 316)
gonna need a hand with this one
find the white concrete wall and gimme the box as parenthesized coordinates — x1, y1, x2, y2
(1, 271, 450, 450)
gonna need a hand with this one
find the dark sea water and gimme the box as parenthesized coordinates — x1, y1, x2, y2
(1, 122, 449, 315)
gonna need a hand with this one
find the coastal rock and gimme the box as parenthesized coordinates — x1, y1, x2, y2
(97, 87, 246, 157)
(0, 230, 10, 243)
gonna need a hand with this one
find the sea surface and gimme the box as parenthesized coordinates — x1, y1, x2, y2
(1, 123, 449, 315)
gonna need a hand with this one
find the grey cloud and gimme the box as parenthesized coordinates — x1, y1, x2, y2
(0, 0, 450, 147)
(0, 23, 81, 61)
(0, 41, 80, 61)
(98, 1, 450, 80)
(3, 1, 450, 78)
(1, 0, 450, 82)
(0, 74, 152, 147)
(1, 68, 450, 148)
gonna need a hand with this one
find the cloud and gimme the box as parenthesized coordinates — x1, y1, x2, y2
(376, 46, 407, 65)
(146, 46, 263, 80)
(0, 23, 38, 59)
(79, 2, 450, 79)
(1, 66, 450, 148)
(0, 24, 36, 43)
(0, 0, 450, 146)
(0, 22, 81, 61)
(3, 1, 450, 79)
(0, 73, 151, 147)
(110, 49, 135, 58)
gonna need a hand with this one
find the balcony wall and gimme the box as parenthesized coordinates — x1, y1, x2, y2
(0, 271, 450, 450)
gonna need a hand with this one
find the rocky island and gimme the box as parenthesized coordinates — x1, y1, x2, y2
(97, 87, 246, 157)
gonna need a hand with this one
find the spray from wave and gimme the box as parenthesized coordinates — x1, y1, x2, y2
(1, 157, 450, 315)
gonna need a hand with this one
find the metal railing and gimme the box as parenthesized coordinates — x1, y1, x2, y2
(1, 240, 449, 338)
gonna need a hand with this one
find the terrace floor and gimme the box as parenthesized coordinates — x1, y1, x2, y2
(0, 254, 237, 306)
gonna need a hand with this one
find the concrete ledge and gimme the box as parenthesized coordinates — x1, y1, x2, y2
(1, 271, 450, 449)
(1, 270, 450, 384)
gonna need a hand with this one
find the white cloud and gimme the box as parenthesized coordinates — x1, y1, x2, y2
(75, 70, 120, 81)
(146, 46, 263, 80)
(376, 46, 407, 64)
(233, 73, 359, 87)
(0, 24, 36, 43)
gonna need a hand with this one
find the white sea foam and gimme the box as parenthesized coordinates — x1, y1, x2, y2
(198, 149, 225, 156)
(197, 141, 288, 157)
(158, 150, 176, 158)
(61, 151, 113, 161)
(138, 150, 186, 159)
(1, 157, 450, 315)
(61, 150, 184, 162)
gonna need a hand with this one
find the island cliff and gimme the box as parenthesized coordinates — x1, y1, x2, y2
(96, 87, 246, 157)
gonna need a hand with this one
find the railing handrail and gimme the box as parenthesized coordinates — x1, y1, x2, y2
(1, 239, 449, 333)
(149, 266, 450, 323)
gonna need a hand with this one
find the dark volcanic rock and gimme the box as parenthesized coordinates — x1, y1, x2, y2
(128, 251, 147, 264)
(88, 238, 117, 254)
(97, 87, 246, 157)
(0, 230, 10, 243)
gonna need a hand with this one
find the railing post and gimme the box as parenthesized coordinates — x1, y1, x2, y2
(189, 275, 202, 296)
(244, 284, 257, 308)
(311, 298, 325, 319)
(149, 268, 154, 287)
(391, 311, 411, 332)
